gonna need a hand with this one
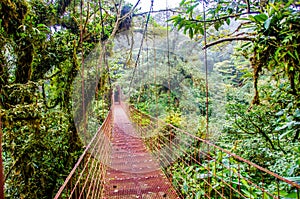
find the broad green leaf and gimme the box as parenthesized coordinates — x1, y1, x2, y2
(294, 50, 300, 61)
(37, 23, 46, 27)
(189, 27, 194, 38)
(287, 51, 296, 59)
(284, 192, 298, 198)
(263, 192, 271, 199)
(241, 178, 249, 187)
(275, 110, 284, 116)
(226, 18, 230, 25)
(275, 123, 289, 131)
(214, 22, 221, 31)
(199, 26, 204, 35)
(178, 21, 185, 30)
(186, 3, 199, 14)
(278, 130, 292, 139)
(254, 13, 268, 22)
(180, 0, 186, 6)
(279, 190, 289, 196)
(183, 25, 189, 34)
(264, 18, 271, 30)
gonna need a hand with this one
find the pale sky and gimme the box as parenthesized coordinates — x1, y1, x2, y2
(126, 0, 182, 12)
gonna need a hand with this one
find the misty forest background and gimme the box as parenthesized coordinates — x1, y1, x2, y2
(0, 0, 299, 198)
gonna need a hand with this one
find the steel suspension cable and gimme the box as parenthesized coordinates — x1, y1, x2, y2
(153, 24, 158, 118)
(149, 5, 160, 120)
(203, 0, 209, 139)
(146, 26, 150, 110)
(128, 0, 154, 93)
(127, 106, 300, 198)
(80, 0, 87, 143)
(95, 0, 102, 101)
(166, 0, 171, 108)
(54, 110, 112, 199)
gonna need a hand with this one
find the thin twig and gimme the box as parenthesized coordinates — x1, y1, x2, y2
(227, 22, 252, 37)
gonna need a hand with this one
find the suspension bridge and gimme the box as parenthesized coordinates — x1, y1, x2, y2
(53, 95, 300, 199)
(52, 0, 300, 198)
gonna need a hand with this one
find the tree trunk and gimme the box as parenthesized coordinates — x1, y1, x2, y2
(0, 116, 4, 199)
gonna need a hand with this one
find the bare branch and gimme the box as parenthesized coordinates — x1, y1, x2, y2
(133, 9, 184, 16)
(202, 37, 254, 49)
(190, 11, 260, 23)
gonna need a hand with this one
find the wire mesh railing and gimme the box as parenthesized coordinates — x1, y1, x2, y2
(127, 105, 300, 199)
(54, 110, 112, 199)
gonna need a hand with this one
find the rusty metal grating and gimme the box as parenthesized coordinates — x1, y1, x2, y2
(54, 102, 300, 199)
(103, 105, 179, 199)
(128, 104, 300, 199)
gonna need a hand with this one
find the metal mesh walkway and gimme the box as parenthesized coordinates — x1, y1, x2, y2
(54, 103, 300, 199)
(103, 105, 179, 199)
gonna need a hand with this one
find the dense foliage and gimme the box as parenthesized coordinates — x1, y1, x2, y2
(0, 0, 117, 197)
(165, 0, 300, 197)
(0, 0, 299, 198)
(117, 0, 300, 197)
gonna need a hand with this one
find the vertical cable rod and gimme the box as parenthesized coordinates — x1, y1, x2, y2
(203, 0, 209, 139)
(166, 0, 171, 108)
(80, 0, 87, 143)
(153, 23, 158, 119)
(128, 0, 154, 94)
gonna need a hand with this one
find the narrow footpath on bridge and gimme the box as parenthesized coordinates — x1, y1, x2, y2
(103, 104, 179, 199)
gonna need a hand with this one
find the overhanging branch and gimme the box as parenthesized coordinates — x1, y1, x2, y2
(191, 11, 260, 23)
(202, 37, 254, 49)
(133, 9, 183, 17)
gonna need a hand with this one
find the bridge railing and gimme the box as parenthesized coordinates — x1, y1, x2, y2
(128, 105, 300, 199)
(54, 110, 112, 199)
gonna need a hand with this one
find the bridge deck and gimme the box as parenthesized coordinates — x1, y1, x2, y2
(103, 105, 179, 199)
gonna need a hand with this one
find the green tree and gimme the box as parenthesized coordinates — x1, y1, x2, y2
(0, 0, 119, 197)
(170, 0, 300, 147)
